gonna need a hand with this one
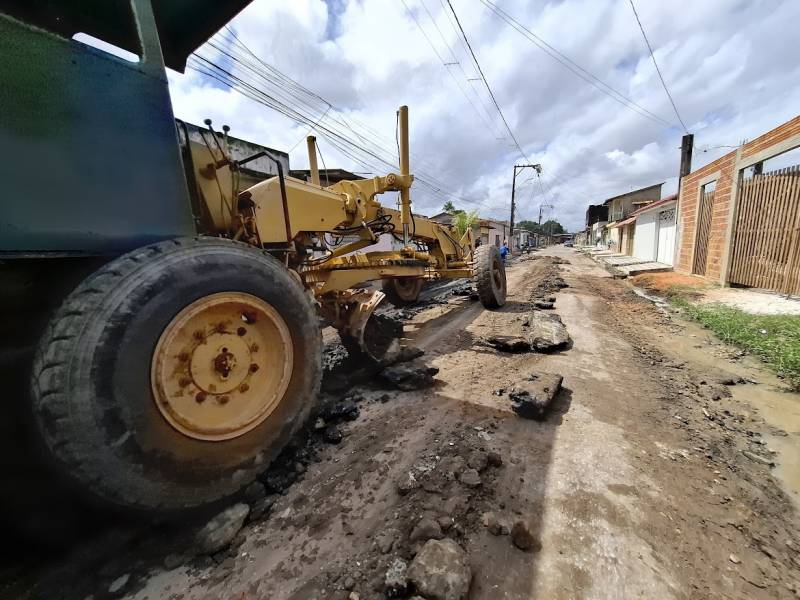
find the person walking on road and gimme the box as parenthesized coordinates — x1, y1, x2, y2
(500, 240, 509, 263)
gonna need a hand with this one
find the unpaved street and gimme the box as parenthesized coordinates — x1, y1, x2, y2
(7, 247, 800, 600)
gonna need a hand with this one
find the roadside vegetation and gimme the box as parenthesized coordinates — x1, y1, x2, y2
(668, 291, 800, 389)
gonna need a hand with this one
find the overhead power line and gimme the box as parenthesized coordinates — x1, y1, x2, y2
(627, 0, 690, 133)
(189, 28, 496, 211)
(399, 0, 502, 139)
(445, 0, 529, 163)
(479, 0, 674, 129)
(417, 0, 505, 139)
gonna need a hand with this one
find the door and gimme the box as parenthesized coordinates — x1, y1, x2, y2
(656, 208, 676, 265)
(693, 191, 714, 275)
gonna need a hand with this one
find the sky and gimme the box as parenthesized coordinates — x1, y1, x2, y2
(166, 0, 800, 231)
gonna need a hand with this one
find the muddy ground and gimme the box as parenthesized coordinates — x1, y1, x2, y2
(3, 247, 800, 600)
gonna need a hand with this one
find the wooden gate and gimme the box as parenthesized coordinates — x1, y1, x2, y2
(729, 166, 800, 294)
(693, 190, 714, 275)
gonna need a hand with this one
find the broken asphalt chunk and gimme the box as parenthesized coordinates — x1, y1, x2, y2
(380, 362, 439, 391)
(509, 374, 563, 420)
(483, 336, 531, 353)
(527, 312, 571, 351)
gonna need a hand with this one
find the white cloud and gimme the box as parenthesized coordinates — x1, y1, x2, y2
(168, 0, 800, 230)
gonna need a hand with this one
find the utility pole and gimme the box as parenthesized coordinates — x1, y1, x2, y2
(679, 134, 694, 179)
(510, 163, 541, 252)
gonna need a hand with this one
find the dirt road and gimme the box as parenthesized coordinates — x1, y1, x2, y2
(7, 247, 800, 600)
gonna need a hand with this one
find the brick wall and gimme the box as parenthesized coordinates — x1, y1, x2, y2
(675, 115, 800, 282)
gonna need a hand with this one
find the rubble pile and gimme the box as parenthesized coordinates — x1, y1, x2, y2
(296, 421, 546, 599)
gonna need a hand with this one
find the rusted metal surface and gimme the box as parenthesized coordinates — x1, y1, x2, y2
(150, 292, 293, 442)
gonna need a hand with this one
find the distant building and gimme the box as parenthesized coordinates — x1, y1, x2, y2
(602, 183, 663, 252)
(430, 212, 510, 248)
(585, 204, 609, 227)
(179, 120, 289, 190)
(288, 168, 365, 185)
(479, 219, 510, 247)
(429, 211, 455, 226)
(513, 228, 534, 248)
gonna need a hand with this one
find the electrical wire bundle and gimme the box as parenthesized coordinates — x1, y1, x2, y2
(188, 28, 498, 214)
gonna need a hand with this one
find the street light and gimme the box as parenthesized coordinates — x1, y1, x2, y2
(510, 163, 541, 252)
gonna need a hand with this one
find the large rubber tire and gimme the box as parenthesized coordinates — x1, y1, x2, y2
(381, 277, 424, 307)
(30, 238, 322, 512)
(475, 245, 507, 308)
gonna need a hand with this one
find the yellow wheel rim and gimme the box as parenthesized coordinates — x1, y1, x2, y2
(151, 292, 293, 441)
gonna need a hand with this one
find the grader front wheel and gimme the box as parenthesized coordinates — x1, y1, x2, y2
(31, 238, 321, 511)
(475, 245, 507, 308)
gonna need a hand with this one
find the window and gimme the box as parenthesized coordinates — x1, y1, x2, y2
(73, 33, 140, 63)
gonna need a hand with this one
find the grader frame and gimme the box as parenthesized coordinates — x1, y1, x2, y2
(1, 0, 508, 514)
(187, 105, 475, 355)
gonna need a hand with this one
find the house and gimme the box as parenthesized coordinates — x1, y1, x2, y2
(288, 168, 365, 185)
(584, 204, 608, 245)
(602, 184, 663, 252)
(674, 114, 800, 294)
(429, 211, 455, 225)
(513, 228, 534, 248)
(180, 120, 289, 190)
(432, 212, 510, 248)
(479, 219, 510, 247)
(630, 195, 678, 265)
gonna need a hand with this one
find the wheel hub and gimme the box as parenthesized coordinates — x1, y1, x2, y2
(151, 292, 293, 441)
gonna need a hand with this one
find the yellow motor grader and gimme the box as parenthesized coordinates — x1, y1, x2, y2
(0, 0, 506, 513)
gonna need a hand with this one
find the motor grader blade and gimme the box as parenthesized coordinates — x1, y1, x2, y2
(338, 290, 403, 363)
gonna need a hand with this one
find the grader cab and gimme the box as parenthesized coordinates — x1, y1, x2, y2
(0, 0, 507, 512)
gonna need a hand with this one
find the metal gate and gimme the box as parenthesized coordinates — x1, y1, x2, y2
(693, 190, 714, 275)
(729, 166, 800, 294)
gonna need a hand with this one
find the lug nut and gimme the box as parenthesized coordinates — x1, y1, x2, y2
(239, 383, 250, 393)
(249, 363, 260, 373)
(217, 395, 230, 405)
(193, 330, 205, 341)
(178, 376, 192, 387)
(237, 327, 247, 336)
(215, 323, 226, 333)
(195, 392, 206, 403)
(250, 343, 259, 352)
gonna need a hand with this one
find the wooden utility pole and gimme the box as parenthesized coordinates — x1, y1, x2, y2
(510, 163, 541, 252)
(679, 134, 694, 179)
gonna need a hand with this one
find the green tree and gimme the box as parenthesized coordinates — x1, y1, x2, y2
(542, 219, 565, 234)
(453, 209, 479, 238)
(518, 220, 541, 234)
(442, 200, 465, 215)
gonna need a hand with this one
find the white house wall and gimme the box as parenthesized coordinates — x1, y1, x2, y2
(633, 212, 658, 262)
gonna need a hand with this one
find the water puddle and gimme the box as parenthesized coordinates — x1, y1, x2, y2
(732, 384, 800, 509)
(633, 287, 800, 509)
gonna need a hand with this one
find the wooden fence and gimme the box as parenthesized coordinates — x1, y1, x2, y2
(693, 190, 714, 276)
(729, 166, 800, 295)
